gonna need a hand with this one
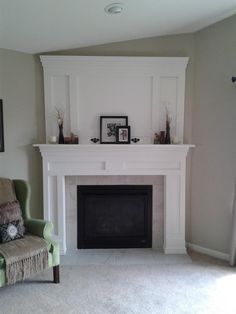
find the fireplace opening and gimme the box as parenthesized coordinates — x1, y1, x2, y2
(77, 185, 152, 249)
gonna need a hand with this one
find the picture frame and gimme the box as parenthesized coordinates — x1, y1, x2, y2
(0, 100, 4, 152)
(116, 126, 131, 144)
(100, 116, 128, 144)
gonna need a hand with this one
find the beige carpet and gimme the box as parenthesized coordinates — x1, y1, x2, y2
(0, 250, 236, 314)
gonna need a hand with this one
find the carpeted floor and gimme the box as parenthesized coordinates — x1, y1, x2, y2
(0, 249, 236, 314)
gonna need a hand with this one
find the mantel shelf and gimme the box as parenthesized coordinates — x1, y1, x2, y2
(34, 144, 195, 151)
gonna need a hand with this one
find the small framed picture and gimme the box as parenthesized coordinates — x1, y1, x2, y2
(100, 116, 128, 144)
(0, 100, 4, 152)
(116, 126, 131, 144)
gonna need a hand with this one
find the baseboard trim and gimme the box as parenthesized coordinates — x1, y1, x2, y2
(187, 242, 229, 261)
(164, 248, 187, 254)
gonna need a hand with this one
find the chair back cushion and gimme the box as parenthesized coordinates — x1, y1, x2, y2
(0, 178, 17, 205)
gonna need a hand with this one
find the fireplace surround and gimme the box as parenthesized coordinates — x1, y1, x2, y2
(34, 144, 193, 254)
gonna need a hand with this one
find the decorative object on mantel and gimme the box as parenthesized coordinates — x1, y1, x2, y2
(64, 133, 79, 144)
(131, 138, 140, 143)
(160, 131, 165, 144)
(100, 116, 128, 144)
(49, 136, 57, 144)
(56, 108, 64, 144)
(165, 112, 171, 144)
(172, 136, 181, 144)
(58, 126, 64, 144)
(90, 138, 100, 144)
(116, 126, 131, 144)
(154, 133, 160, 144)
(0, 100, 4, 152)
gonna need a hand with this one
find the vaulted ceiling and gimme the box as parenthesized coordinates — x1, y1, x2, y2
(0, 0, 236, 54)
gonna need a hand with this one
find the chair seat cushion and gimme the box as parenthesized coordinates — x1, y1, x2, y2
(0, 234, 52, 269)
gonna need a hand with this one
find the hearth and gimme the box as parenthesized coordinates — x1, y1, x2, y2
(77, 185, 152, 249)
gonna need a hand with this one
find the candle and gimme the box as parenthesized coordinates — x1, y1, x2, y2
(49, 136, 57, 144)
(172, 136, 180, 144)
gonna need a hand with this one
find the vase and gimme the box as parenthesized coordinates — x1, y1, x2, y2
(58, 124, 64, 144)
(165, 121, 171, 144)
(160, 131, 165, 144)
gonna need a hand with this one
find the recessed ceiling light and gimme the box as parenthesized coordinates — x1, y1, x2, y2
(104, 3, 124, 15)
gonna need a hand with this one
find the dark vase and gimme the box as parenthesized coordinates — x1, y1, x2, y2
(165, 121, 171, 144)
(160, 131, 165, 144)
(58, 124, 64, 144)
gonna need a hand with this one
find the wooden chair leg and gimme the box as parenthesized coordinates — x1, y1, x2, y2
(53, 265, 60, 283)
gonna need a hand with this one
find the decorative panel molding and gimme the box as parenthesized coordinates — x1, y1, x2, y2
(40, 56, 189, 144)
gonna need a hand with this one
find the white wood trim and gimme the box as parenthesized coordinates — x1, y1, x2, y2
(187, 242, 229, 261)
(164, 174, 186, 254)
(40, 55, 189, 66)
(69, 74, 78, 134)
(40, 55, 189, 144)
(57, 175, 66, 254)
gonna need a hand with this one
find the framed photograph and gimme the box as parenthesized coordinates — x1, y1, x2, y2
(100, 116, 128, 144)
(116, 126, 131, 144)
(0, 100, 4, 152)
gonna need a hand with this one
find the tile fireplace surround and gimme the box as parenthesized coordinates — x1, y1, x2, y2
(35, 144, 193, 255)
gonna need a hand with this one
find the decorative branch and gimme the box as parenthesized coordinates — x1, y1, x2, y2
(55, 107, 64, 127)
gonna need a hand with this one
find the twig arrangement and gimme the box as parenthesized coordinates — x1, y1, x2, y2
(55, 108, 64, 127)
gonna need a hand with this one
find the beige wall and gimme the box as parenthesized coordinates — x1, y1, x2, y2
(0, 49, 44, 218)
(0, 50, 3, 96)
(190, 14, 236, 253)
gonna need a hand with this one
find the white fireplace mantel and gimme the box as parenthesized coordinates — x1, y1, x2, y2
(34, 144, 194, 255)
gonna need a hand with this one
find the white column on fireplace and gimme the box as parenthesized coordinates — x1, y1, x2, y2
(34, 144, 193, 255)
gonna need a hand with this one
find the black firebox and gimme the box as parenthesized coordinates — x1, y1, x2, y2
(77, 185, 152, 249)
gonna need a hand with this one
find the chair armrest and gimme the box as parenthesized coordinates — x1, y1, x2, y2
(24, 219, 53, 241)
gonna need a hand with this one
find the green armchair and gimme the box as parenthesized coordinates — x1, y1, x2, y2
(0, 180, 60, 287)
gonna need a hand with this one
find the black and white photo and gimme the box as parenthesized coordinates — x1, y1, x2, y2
(100, 116, 128, 144)
(116, 126, 131, 144)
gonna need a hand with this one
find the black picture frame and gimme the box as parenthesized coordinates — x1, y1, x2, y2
(116, 126, 131, 144)
(100, 116, 128, 144)
(0, 100, 4, 152)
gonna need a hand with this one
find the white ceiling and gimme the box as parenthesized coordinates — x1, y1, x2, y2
(0, 0, 236, 54)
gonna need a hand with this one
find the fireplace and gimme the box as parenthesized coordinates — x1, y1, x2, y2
(77, 185, 152, 249)
(37, 56, 192, 254)
(35, 144, 193, 254)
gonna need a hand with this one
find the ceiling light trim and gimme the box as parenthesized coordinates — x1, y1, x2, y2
(104, 3, 124, 15)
